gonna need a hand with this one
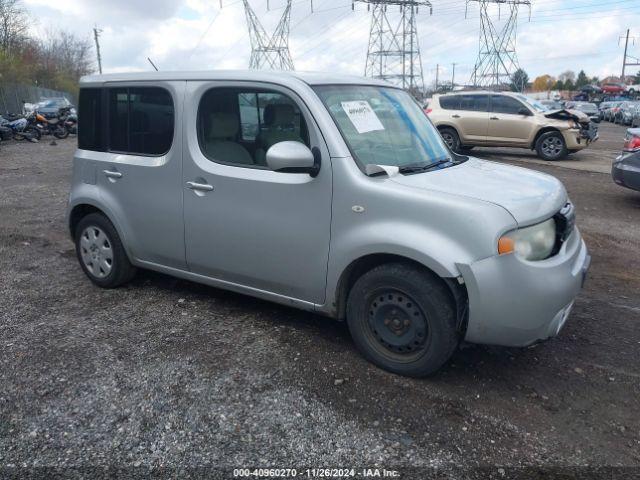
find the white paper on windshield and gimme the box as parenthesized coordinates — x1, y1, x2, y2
(341, 101, 385, 134)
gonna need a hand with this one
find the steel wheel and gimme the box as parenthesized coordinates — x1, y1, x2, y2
(79, 226, 114, 279)
(366, 289, 429, 361)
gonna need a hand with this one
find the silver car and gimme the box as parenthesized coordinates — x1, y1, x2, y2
(68, 71, 591, 377)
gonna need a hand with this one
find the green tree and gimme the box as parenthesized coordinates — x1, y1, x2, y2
(510, 68, 529, 92)
(564, 79, 575, 91)
(553, 80, 564, 90)
(576, 70, 589, 88)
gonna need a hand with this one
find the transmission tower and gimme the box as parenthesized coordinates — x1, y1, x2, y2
(242, 0, 295, 70)
(467, 0, 531, 89)
(354, 1, 432, 95)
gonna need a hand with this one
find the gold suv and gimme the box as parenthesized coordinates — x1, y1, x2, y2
(427, 91, 598, 161)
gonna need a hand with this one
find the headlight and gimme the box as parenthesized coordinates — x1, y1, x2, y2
(498, 218, 556, 261)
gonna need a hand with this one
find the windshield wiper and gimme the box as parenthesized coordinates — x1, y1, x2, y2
(399, 159, 453, 175)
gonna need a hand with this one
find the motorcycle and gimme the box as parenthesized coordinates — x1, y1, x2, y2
(0, 113, 40, 142)
(35, 107, 71, 139)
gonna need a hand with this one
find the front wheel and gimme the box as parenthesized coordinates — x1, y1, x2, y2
(439, 127, 461, 153)
(346, 263, 459, 377)
(75, 213, 137, 288)
(536, 131, 567, 161)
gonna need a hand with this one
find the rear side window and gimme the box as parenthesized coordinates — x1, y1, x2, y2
(108, 87, 174, 156)
(459, 94, 489, 112)
(491, 95, 527, 115)
(78, 89, 104, 151)
(439, 96, 460, 110)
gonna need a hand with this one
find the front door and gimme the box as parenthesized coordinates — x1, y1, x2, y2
(182, 81, 332, 304)
(488, 95, 536, 145)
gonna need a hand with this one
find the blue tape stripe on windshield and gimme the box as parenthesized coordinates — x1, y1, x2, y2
(380, 89, 446, 163)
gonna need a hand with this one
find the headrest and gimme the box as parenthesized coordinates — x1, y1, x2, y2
(209, 112, 239, 140)
(264, 104, 295, 126)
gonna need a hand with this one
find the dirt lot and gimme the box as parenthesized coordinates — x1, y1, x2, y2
(1, 123, 639, 478)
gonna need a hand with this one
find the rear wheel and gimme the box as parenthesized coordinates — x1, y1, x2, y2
(54, 126, 69, 139)
(346, 263, 459, 377)
(536, 131, 567, 161)
(75, 213, 136, 288)
(439, 127, 461, 153)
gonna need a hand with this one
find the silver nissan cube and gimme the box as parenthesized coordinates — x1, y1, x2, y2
(68, 71, 590, 377)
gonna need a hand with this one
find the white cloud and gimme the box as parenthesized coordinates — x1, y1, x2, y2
(21, 0, 640, 83)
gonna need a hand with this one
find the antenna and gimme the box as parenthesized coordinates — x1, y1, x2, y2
(467, 0, 531, 89)
(241, 0, 295, 70)
(147, 58, 159, 71)
(353, 1, 432, 97)
(93, 25, 103, 74)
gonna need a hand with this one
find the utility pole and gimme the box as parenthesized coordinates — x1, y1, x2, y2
(93, 26, 103, 74)
(451, 62, 457, 88)
(622, 29, 630, 81)
(435, 63, 440, 91)
(620, 29, 639, 82)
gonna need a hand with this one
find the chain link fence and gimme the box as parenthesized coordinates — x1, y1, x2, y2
(0, 84, 75, 115)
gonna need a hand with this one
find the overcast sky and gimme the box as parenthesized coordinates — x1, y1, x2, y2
(22, 0, 640, 86)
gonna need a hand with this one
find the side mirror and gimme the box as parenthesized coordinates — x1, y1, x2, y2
(266, 141, 320, 177)
(518, 108, 532, 116)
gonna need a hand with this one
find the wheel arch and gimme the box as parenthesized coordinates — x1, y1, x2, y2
(333, 253, 468, 334)
(531, 126, 562, 149)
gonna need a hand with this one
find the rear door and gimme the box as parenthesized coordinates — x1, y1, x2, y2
(488, 95, 536, 145)
(455, 94, 490, 144)
(96, 82, 186, 269)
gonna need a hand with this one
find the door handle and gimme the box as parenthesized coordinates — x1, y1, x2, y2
(103, 170, 122, 179)
(452, 114, 461, 119)
(186, 181, 214, 192)
(490, 117, 499, 121)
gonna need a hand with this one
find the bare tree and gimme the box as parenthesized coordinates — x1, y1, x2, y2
(0, 0, 29, 54)
(35, 29, 93, 91)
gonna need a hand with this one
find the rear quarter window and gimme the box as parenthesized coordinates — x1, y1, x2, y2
(439, 96, 460, 110)
(78, 88, 104, 151)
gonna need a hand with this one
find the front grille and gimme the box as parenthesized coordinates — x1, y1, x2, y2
(552, 202, 576, 255)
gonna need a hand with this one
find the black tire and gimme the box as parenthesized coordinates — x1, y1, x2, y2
(346, 263, 459, 377)
(27, 126, 41, 141)
(535, 131, 567, 161)
(75, 213, 137, 288)
(54, 126, 69, 139)
(459, 146, 474, 153)
(439, 127, 461, 153)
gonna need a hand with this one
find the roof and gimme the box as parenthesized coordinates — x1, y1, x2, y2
(79, 70, 393, 88)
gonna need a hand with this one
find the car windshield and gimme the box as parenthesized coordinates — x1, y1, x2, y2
(574, 103, 598, 112)
(518, 95, 549, 112)
(314, 85, 453, 171)
(38, 98, 67, 108)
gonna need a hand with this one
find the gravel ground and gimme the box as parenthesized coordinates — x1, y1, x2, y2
(0, 127, 639, 479)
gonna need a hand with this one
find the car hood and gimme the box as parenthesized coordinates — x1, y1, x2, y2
(389, 157, 567, 226)
(545, 109, 590, 124)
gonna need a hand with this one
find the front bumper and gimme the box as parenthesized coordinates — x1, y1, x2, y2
(458, 228, 590, 347)
(563, 125, 598, 150)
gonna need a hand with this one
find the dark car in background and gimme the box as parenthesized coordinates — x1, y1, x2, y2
(614, 102, 640, 125)
(612, 128, 640, 192)
(567, 102, 600, 123)
(36, 97, 74, 119)
(581, 85, 602, 95)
